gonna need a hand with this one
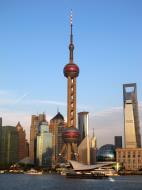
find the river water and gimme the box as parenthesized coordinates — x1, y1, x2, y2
(0, 174, 142, 190)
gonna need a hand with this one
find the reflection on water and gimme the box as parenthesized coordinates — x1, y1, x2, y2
(0, 174, 142, 190)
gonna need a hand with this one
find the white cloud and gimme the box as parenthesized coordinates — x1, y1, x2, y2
(0, 91, 89, 110)
(28, 99, 67, 107)
(14, 92, 30, 104)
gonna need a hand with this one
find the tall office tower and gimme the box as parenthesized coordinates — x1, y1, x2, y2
(29, 113, 46, 164)
(0, 117, 2, 126)
(123, 83, 141, 148)
(49, 112, 65, 166)
(78, 112, 89, 142)
(90, 128, 97, 164)
(114, 136, 122, 148)
(0, 119, 2, 163)
(60, 13, 80, 161)
(38, 114, 46, 124)
(78, 136, 90, 165)
(0, 126, 18, 166)
(25, 140, 29, 157)
(78, 112, 90, 164)
(36, 121, 52, 167)
(16, 122, 28, 161)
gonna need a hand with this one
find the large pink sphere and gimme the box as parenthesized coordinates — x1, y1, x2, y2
(64, 63, 79, 78)
(62, 127, 80, 143)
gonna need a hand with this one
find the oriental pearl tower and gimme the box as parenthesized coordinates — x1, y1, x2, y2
(60, 12, 80, 161)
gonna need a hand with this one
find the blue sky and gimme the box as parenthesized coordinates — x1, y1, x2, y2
(0, 0, 142, 146)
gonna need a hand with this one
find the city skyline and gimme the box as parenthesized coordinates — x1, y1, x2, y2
(0, 0, 142, 146)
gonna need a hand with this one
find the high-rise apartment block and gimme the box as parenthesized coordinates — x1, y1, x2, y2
(123, 83, 141, 148)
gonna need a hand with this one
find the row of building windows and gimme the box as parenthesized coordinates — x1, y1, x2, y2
(118, 159, 142, 164)
(117, 154, 141, 158)
(117, 152, 142, 158)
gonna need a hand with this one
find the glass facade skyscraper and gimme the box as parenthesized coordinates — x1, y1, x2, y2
(0, 126, 18, 166)
(36, 122, 52, 167)
(49, 112, 65, 166)
(29, 113, 46, 164)
(78, 112, 90, 164)
(78, 112, 89, 142)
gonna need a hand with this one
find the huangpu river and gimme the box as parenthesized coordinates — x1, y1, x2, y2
(0, 174, 142, 190)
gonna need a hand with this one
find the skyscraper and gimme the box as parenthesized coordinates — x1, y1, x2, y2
(36, 121, 52, 167)
(114, 136, 122, 148)
(16, 122, 28, 161)
(78, 136, 90, 165)
(0, 117, 2, 127)
(123, 83, 141, 148)
(29, 113, 46, 164)
(60, 13, 80, 161)
(90, 128, 97, 164)
(78, 112, 90, 164)
(0, 118, 2, 162)
(49, 112, 65, 165)
(78, 112, 89, 142)
(0, 126, 18, 166)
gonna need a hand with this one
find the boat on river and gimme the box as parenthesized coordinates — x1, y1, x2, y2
(25, 169, 43, 175)
(66, 172, 108, 179)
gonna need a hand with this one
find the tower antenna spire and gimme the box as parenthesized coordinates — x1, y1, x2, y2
(69, 10, 74, 62)
(70, 10, 73, 42)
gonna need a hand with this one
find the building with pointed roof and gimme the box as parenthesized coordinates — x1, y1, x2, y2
(49, 112, 65, 166)
(16, 122, 29, 161)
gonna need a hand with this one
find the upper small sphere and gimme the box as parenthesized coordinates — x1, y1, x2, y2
(64, 63, 79, 78)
